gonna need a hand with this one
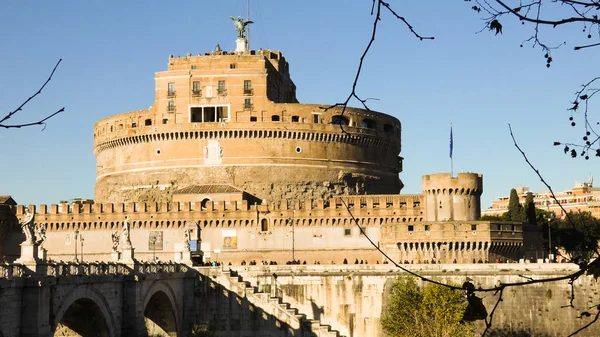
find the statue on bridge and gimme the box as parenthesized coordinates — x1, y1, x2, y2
(111, 230, 120, 251)
(183, 228, 190, 251)
(122, 216, 132, 249)
(35, 223, 46, 246)
(20, 208, 35, 244)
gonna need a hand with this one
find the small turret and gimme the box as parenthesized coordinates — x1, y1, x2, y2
(422, 172, 483, 221)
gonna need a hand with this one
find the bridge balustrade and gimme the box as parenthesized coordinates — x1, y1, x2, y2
(0, 262, 189, 279)
(0, 264, 26, 279)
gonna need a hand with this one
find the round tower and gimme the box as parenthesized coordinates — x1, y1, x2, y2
(422, 172, 483, 221)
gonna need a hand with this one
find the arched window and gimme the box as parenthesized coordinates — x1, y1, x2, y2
(261, 218, 269, 232)
(271, 115, 280, 122)
(331, 115, 349, 126)
(361, 119, 376, 129)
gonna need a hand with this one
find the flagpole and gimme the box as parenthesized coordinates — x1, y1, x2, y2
(450, 123, 454, 177)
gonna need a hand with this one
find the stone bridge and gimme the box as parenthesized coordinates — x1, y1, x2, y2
(0, 262, 196, 337)
(0, 261, 344, 337)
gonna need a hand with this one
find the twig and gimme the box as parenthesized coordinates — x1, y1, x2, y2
(0, 59, 65, 130)
(567, 305, 600, 337)
(482, 288, 505, 336)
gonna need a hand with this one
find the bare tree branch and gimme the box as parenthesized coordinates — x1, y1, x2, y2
(322, 0, 433, 136)
(0, 59, 65, 130)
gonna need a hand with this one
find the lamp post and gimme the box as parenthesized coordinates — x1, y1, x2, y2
(287, 210, 296, 262)
(80, 235, 85, 262)
(151, 237, 157, 262)
(74, 229, 79, 262)
(214, 249, 220, 264)
(545, 199, 553, 262)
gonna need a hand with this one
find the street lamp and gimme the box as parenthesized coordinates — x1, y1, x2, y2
(151, 237, 157, 262)
(214, 249, 221, 265)
(74, 229, 79, 262)
(80, 235, 84, 262)
(545, 199, 554, 262)
(287, 209, 296, 262)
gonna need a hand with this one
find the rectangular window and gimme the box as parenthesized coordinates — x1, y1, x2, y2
(132, 122, 137, 128)
(162, 119, 168, 124)
(408, 225, 414, 232)
(313, 114, 319, 124)
(191, 107, 202, 123)
(192, 81, 201, 96)
(191, 65, 197, 70)
(167, 82, 175, 97)
(471, 224, 477, 231)
(218, 81, 226, 95)
(168, 100, 175, 112)
(217, 106, 229, 121)
(244, 98, 252, 110)
(250, 116, 257, 122)
(424, 224, 430, 231)
(244, 80, 252, 95)
(344, 228, 351, 236)
(190, 105, 229, 123)
(203, 106, 216, 122)
(230, 63, 236, 69)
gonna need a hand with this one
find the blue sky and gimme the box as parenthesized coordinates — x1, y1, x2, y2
(0, 1, 597, 208)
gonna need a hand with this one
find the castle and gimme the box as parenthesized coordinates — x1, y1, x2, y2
(0, 29, 524, 266)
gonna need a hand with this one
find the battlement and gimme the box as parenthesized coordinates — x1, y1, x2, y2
(15, 194, 423, 217)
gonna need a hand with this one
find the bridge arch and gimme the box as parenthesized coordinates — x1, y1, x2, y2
(51, 285, 117, 337)
(143, 280, 181, 336)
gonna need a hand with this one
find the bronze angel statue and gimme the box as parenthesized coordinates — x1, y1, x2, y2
(229, 16, 253, 39)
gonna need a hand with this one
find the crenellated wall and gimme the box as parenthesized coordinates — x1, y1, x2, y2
(12, 193, 521, 264)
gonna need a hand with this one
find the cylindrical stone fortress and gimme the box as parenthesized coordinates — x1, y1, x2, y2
(93, 49, 402, 203)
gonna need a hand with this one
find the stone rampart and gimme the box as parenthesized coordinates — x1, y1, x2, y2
(230, 264, 600, 337)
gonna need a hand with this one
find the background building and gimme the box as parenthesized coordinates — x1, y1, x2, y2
(482, 178, 600, 218)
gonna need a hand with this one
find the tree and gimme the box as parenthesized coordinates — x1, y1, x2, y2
(552, 211, 600, 265)
(507, 189, 523, 222)
(480, 214, 503, 221)
(523, 192, 536, 225)
(381, 277, 475, 337)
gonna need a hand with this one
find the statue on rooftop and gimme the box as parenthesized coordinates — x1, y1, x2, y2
(20, 208, 35, 244)
(229, 16, 253, 39)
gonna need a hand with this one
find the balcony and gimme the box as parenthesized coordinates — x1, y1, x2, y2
(192, 90, 202, 97)
(167, 105, 176, 112)
(217, 89, 227, 96)
(167, 91, 176, 98)
(244, 103, 253, 111)
(244, 88, 253, 96)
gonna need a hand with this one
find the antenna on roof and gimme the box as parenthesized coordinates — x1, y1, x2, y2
(247, 0, 251, 50)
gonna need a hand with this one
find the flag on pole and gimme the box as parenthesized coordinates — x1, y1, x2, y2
(450, 125, 453, 158)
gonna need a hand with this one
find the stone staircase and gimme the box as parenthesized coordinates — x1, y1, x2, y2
(218, 269, 344, 337)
